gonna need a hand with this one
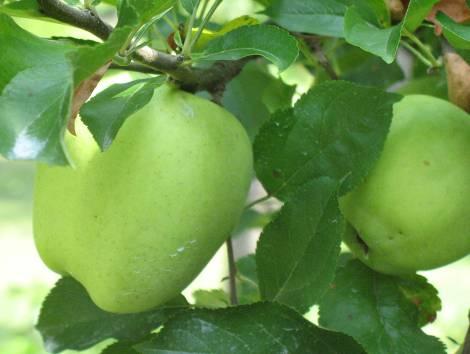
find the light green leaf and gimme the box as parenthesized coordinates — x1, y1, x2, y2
(194, 25, 299, 71)
(0, 0, 58, 21)
(265, 0, 347, 37)
(344, 6, 402, 64)
(80, 76, 166, 151)
(436, 11, 470, 49)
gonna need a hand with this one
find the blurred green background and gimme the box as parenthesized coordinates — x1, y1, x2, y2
(1, 1, 470, 353)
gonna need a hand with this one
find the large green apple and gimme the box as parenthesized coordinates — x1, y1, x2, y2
(340, 95, 470, 275)
(33, 84, 253, 313)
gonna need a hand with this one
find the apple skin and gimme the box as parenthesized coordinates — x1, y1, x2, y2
(340, 95, 470, 275)
(33, 84, 253, 313)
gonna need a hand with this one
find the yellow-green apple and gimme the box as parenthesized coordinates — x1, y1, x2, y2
(340, 95, 470, 275)
(33, 84, 253, 313)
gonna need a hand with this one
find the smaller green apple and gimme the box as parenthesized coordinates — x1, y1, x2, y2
(340, 95, 470, 275)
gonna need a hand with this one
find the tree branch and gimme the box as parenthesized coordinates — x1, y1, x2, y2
(226, 238, 239, 306)
(38, 0, 112, 40)
(37, 0, 251, 93)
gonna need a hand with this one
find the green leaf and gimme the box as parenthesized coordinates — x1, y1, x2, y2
(436, 11, 470, 49)
(333, 43, 404, 88)
(69, 27, 135, 84)
(0, 13, 133, 164)
(254, 80, 401, 199)
(344, 6, 402, 64)
(222, 61, 295, 140)
(0, 0, 57, 21)
(256, 178, 343, 312)
(403, 0, 439, 32)
(180, 0, 198, 14)
(121, 0, 176, 25)
(0, 14, 73, 165)
(193, 289, 230, 309)
(135, 302, 365, 354)
(101, 342, 139, 354)
(36, 277, 188, 353)
(318, 259, 446, 354)
(265, 0, 347, 37)
(344, 0, 438, 63)
(340, 0, 390, 27)
(194, 25, 299, 71)
(80, 76, 166, 151)
(396, 275, 442, 327)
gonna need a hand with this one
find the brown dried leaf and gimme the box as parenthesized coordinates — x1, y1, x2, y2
(427, 0, 470, 34)
(445, 52, 470, 112)
(68, 62, 111, 135)
(388, 0, 406, 21)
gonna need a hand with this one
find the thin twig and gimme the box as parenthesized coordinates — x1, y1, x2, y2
(299, 34, 338, 80)
(403, 28, 441, 68)
(191, 0, 223, 49)
(182, 0, 201, 55)
(226, 237, 238, 306)
(401, 40, 433, 68)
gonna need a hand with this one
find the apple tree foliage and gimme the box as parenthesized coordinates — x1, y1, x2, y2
(0, 0, 469, 353)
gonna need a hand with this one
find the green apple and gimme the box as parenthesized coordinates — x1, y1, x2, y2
(33, 84, 253, 313)
(340, 95, 470, 275)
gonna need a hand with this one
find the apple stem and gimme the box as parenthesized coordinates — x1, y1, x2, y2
(245, 195, 271, 210)
(226, 237, 239, 306)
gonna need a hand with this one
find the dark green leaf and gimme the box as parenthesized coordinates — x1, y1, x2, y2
(333, 43, 404, 88)
(36, 277, 188, 353)
(136, 302, 365, 354)
(254, 81, 401, 199)
(256, 178, 343, 312)
(396, 275, 442, 327)
(194, 25, 299, 71)
(193, 289, 230, 309)
(319, 259, 446, 354)
(101, 342, 139, 354)
(222, 61, 294, 140)
(81, 76, 166, 151)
